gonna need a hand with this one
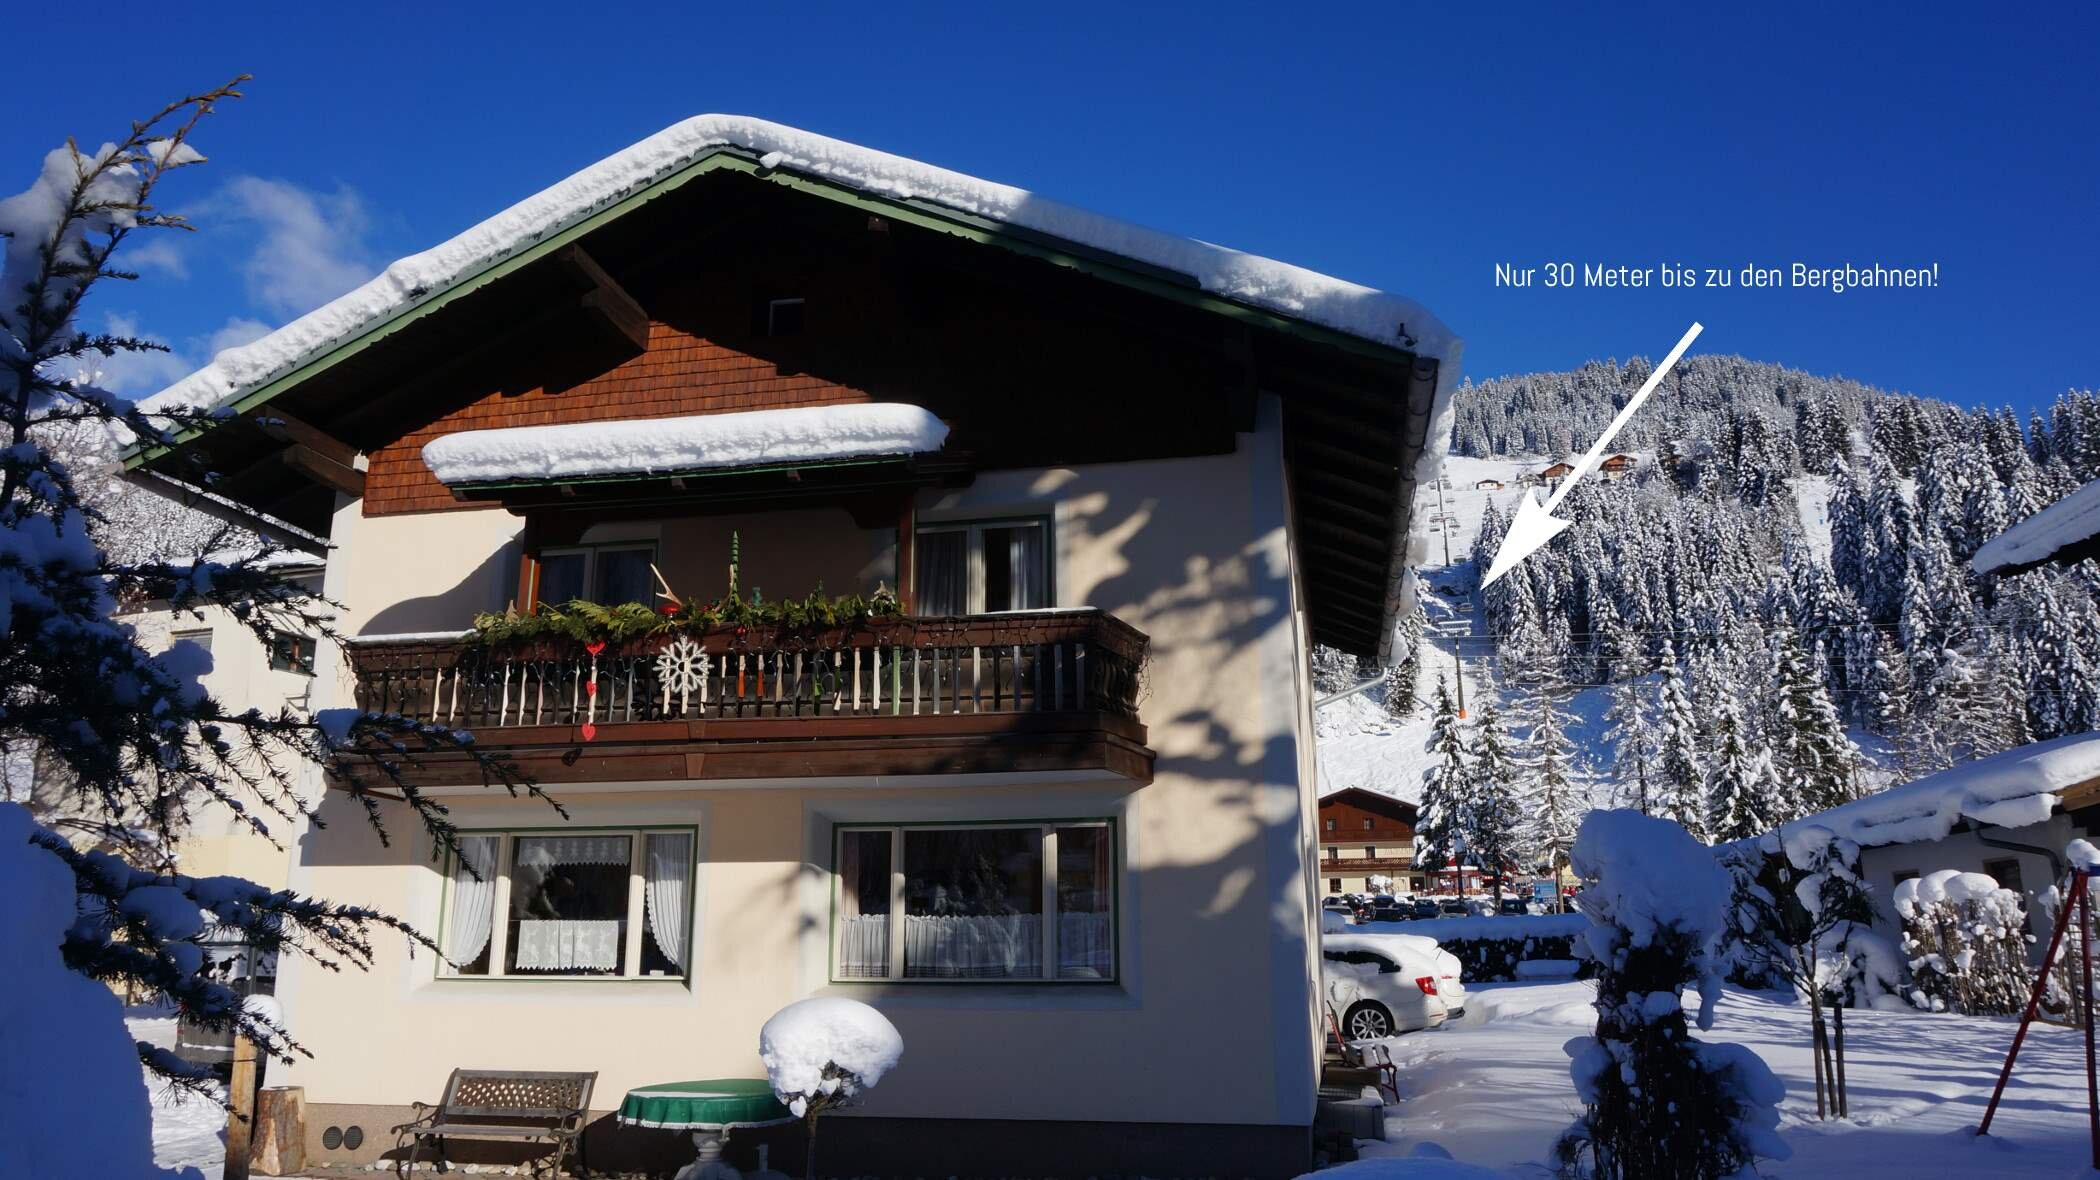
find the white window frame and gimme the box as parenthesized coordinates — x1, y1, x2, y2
(913, 517, 1052, 614)
(533, 541, 660, 605)
(170, 627, 214, 654)
(830, 819, 1116, 985)
(436, 826, 696, 982)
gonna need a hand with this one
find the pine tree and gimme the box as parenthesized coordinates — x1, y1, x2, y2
(1520, 676, 1585, 890)
(1654, 641, 1707, 840)
(1769, 629, 1863, 816)
(1603, 678, 1656, 814)
(1417, 674, 1470, 874)
(1705, 693, 1778, 841)
(1467, 696, 1525, 899)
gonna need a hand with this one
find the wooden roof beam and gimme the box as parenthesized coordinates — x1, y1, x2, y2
(553, 244, 650, 356)
(249, 408, 359, 468)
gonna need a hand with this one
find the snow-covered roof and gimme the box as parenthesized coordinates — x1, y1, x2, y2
(420, 403, 948, 486)
(1973, 477, 2100, 576)
(142, 115, 1455, 417)
(1771, 733, 2100, 853)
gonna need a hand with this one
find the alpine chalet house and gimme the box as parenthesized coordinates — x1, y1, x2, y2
(128, 116, 1458, 1177)
(1318, 788, 1418, 894)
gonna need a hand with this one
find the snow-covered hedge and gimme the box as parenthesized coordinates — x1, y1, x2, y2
(1894, 870, 2034, 1014)
(1388, 914, 1593, 982)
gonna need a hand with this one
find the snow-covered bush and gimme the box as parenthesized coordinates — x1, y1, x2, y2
(1555, 811, 1788, 1179)
(761, 997, 903, 1180)
(1895, 869, 2033, 1014)
(1397, 914, 1591, 982)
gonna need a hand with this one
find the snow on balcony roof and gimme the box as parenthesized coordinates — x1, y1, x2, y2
(142, 115, 1456, 416)
(1768, 733, 2100, 857)
(421, 402, 949, 486)
(1972, 477, 2100, 576)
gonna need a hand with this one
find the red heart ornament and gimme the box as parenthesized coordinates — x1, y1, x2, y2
(584, 640, 606, 656)
(581, 722, 597, 742)
(585, 681, 598, 697)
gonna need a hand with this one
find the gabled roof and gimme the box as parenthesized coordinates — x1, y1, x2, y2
(1319, 786, 1418, 821)
(139, 115, 1455, 422)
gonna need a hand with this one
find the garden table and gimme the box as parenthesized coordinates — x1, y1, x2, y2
(617, 1078, 793, 1180)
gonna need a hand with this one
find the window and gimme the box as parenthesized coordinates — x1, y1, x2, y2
(268, 631, 315, 675)
(1363, 819, 1373, 830)
(766, 297, 806, 336)
(1365, 846, 1377, 859)
(1325, 819, 1336, 832)
(535, 542, 658, 607)
(1892, 869, 1920, 885)
(913, 519, 1049, 615)
(833, 821, 1113, 983)
(1326, 847, 1339, 860)
(171, 628, 213, 655)
(1984, 858, 2026, 894)
(1329, 878, 1342, 893)
(439, 828, 694, 980)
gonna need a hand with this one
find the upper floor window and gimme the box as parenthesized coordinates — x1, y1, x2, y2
(171, 627, 213, 655)
(766, 297, 806, 336)
(440, 827, 694, 980)
(536, 542, 658, 606)
(268, 631, 316, 675)
(915, 518, 1048, 615)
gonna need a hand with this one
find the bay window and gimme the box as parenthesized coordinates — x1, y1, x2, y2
(913, 518, 1049, 615)
(439, 828, 694, 980)
(832, 821, 1115, 983)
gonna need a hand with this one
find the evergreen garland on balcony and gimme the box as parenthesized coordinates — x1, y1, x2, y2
(468, 583, 904, 647)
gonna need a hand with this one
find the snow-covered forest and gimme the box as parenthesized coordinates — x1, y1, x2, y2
(1331, 359, 2100, 875)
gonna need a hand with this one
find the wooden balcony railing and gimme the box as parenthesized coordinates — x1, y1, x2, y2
(340, 609, 1154, 787)
(348, 609, 1146, 729)
(1320, 856, 1414, 873)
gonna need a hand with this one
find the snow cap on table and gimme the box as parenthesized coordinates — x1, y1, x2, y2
(143, 114, 1457, 417)
(1768, 732, 2100, 857)
(421, 403, 948, 486)
(1972, 476, 2100, 576)
(759, 996, 903, 1118)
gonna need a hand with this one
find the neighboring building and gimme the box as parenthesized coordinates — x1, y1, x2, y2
(1973, 476, 2100, 577)
(1474, 478, 1504, 491)
(1514, 472, 1542, 488)
(1538, 461, 1575, 486)
(113, 552, 327, 885)
(1318, 788, 1417, 894)
(125, 116, 1457, 1177)
(1769, 734, 2100, 952)
(1599, 453, 1636, 481)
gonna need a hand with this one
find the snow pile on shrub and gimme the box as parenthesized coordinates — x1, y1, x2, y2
(1392, 914, 1588, 942)
(760, 997, 903, 1117)
(1894, 869, 2034, 1014)
(1362, 914, 1593, 982)
(0, 804, 200, 1179)
(1770, 732, 2100, 853)
(1555, 810, 1788, 1178)
(421, 403, 950, 485)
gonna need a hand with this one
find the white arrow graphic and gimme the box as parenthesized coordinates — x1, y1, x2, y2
(1479, 321, 1704, 588)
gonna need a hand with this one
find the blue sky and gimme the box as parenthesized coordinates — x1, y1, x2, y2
(14, 2, 2096, 413)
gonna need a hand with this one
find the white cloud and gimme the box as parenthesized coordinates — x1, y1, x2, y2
(122, 238, 189, 280)
(90, 312, 281, 396)
(216, 176, 376, 319)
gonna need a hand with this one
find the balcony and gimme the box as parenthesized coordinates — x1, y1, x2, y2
(343, 608, 1152, 786)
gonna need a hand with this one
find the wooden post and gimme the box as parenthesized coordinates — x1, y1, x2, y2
(2081, 877, 2098, 1169)
(895, 496, 917, 614)
(224, 1031, 261, 1180)
(252, 1086, 307, 1176)
(1981, 870, 2085, 1135)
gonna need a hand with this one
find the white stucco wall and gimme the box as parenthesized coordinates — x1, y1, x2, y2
(275, 415, 1324, 1131)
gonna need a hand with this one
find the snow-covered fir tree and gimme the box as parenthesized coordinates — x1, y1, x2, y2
(1705, 691, 1779, 842)
(1416, 673, 1470, 874)
(1465, 691, 1525, 899)
(1517, 672, 1585, 886)
(1654, 641, 1707, 840)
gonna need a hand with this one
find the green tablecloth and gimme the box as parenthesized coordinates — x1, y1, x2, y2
(617, 1079, 792, 1130)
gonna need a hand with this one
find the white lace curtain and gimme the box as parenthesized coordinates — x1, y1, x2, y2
(513, 919, 622, 971)
(443, 835, 500, 967)
(902, 913, 1043, 978)
(644, 833, 692, 970)
(514, 835, 631, 869)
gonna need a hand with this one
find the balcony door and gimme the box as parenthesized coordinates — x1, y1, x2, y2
(914, 519, 1048, 615)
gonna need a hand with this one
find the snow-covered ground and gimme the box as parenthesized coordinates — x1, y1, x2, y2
(1355, 981, 2097, 1177)
(130, 1010, 226, 1179)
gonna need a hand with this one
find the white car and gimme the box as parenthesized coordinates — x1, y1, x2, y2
(1323, 932, 1468, 1040)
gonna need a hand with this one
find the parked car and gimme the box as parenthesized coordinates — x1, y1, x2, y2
(1323, 933, 1468, 1038)
(1410, 898, 1441, 920)
(1498, 897, 1533, 916)
(1437, 897, 1468, 916)
(1368, 896, 1407, 919)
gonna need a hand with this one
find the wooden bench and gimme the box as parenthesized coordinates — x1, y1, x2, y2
(392, 1069, 596, 1177)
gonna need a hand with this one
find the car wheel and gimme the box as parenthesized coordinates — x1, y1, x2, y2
(1344, 1000, 1395, 1040)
